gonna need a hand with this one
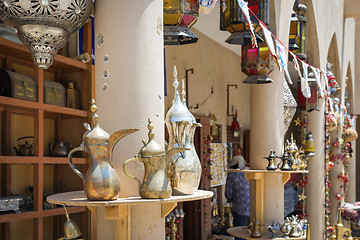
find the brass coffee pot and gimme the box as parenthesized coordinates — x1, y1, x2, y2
(277, 150, 293, 171)
(123, 119, 188, 199)
(67, 99, 138, 201)
(264, 149, 278, 171)
(248, 218, 262, 238)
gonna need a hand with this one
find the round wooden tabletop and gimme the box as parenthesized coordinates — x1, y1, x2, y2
(227, 226, 306, 240)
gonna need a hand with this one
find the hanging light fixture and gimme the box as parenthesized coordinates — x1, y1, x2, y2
(284, 79, 297, 133)
(298, 72, 319, 112)
(0, 0, 94, 69)
(305, 132, 315, 157)
(288, 10, 300, 51)
(219, 0, 269, 45)
(241, 41, 274, 84)
(293, 1, 307, 59)
(164, 0, 199, 45)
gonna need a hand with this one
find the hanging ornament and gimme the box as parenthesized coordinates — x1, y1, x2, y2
(0, 0, 94, 69)
(230, 110, 241, 137)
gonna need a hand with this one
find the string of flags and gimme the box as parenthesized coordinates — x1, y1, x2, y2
(236, 0, 327, 99)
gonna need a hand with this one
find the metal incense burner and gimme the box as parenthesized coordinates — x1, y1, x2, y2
(67, 99, 138, 201)
(0, 0, 94, 69)
(166, 66, 202, 195)
(264, 149, 278, 170)
(123, 119, 188, 199)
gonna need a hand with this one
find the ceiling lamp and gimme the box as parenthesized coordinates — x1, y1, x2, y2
(219, 0, 269, 45)
(241, 42, 274, 84)
(0, 0, 94, 69)
(288, 10, 300, 51)
(164, 0, 199, 45)
(293, 1, 307, 59)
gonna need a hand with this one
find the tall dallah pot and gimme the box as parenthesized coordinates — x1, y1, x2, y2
(165, 66, 202, 195)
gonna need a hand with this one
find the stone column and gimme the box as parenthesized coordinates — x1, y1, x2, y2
(250, 70, 284, 226)
(306, 100, 325, 240)
(94, 0, 164, 239)
(346, 138, 356, 203)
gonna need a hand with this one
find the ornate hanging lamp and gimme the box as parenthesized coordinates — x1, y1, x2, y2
(288, 10, 300, 51)
(0, 0, 94, 69)
(219, 0, 268, 45)
(241, 41, 274, 84)
(284, 79, 297, 133)
(164, 0, 199, 45)
(293, 1, 307, 59)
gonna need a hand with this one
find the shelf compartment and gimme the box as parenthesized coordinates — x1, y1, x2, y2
(0, 156, 87, 164)
(0, 37, 88, 72)
(0, 206, 87, 223)
(0, 96, 87, 118)
(43, 157, 87, 165)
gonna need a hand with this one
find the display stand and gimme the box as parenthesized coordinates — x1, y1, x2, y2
(48, 190, 213, 240)
(227, 226, 306, 240)
(226, 169, 308, 239)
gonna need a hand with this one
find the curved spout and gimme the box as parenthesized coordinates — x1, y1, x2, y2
(108, 129, 139, 166)
(166, 147, 189, 165)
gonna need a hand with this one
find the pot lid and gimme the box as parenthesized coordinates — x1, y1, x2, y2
(140, 119, 165, 157)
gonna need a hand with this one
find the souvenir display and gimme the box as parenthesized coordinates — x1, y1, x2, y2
(13, 136, 34, 156)
(280, 215, 308, 238)
(67, 99, 138, 201)
(267, 221, 280, 239)
(264, 149, 278, 171)
(0, 196, 22, 213)
(210, 143, 228, 187)
(66, 81, 80, 109)
(277, 150, 292, 171)
(49, 142, 69, 157)
(0, 70, 37, 102)
(44, 80, 66, 107)
(124, 119, 188, 199)
(248, 218, 262, 238)
(0, 0, 94, 69)
(166, 66, 202, 195)
(327, 204, 353, 240)
(57, 205, 84, 240)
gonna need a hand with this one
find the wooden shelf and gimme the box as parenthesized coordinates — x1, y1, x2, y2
(0, 96, 87, 118)
(227, 169, 309, 174)
(0, 37, 87, 72)
(0, 206, 87, 224)
(0, 156, 87, 165)
(227, 226, 306, 240)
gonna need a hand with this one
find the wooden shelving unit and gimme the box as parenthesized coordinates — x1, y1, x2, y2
(0, 20, 93, 240)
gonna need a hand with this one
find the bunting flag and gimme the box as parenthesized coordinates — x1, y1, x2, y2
(310, 66, 324, 98)
(301, 62, 311, 98)
(321, 68, 329, 95)
(275, 39, 292, 84)
(291, 52, 302, 79)
(328, 97, 334, 113)
(236, 0, 257, 47)
(259, 21, 277, 60)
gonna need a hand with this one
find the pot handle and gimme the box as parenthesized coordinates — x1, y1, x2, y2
(123, 156, 142, 192)
(68, 144, 86, 183)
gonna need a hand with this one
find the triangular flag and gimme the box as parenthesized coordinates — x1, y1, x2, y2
(259, 21, 276, 59)
(291, 52, 302, 79)
(310, 66, 324, 98)
(275, 39, 292, 84)
(236, 0, 257, 48)
(321, 68, 329, 96)
(301, 62, 311, 98)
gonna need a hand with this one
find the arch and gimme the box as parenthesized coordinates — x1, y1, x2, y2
(327, 33, 340, 80)
(304, 0, 320, 67)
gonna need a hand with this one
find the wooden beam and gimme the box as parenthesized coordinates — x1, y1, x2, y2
(161, 202, 177, 218)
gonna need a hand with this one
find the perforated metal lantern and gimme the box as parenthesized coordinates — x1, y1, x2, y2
(241, 42, 274, 84)
(220, 0, 269, 45)
(284, 79, 297, 133)
(0, 0, 94, 69)
(288, 10, 300, 51)
(293, 2, 307, 59)
(164, 0, 199, 45)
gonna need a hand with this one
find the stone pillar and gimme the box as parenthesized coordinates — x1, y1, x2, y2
(94, 0, 164, 239)
(346, 138, 356, 203)
(306, 100, 325, 240)
(250, 70, 284, 226)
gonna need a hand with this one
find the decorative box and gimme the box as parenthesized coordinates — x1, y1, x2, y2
(44, 80, 66, 107)
(0, 70, 37, 102)
(0, 196, 22, 213)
